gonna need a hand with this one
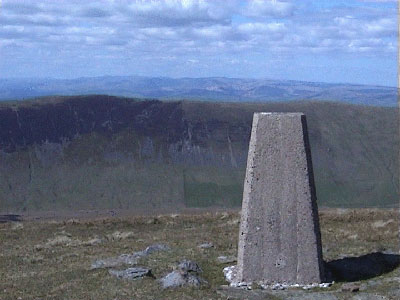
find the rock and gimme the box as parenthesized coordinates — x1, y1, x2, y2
(198, 242, 214, 249)
(359, 284, 368, 291)
(160, 270, 205, 289)
(59, 230, 72, 237)
(160, 260, 207, 289)
(178, 259, 202, 273)
(186, 273, 205, 286)
(91, 254, 139, 269)
(227, 218, 240, 226)
(83, 238, 102, 246)
(223, 265, 237, 283)
(371, 219, 394, 229)
(220, 212, 229, 220)
(109, 267, 153, 280)
(218, 285, 230, 290)
(106, 231, 134, 241)
(146, 217, 159, 225)
(341, 283, 360, 292)
(319, 282, 333, 288)
(161, 271, 188, 288)
(366, 280, 379, 288)
(141, 244, 170, 256)
(45, 235, 78, 247)
(217, 255, 237, 264)
(91, 243, 169, 269)
(11, 222, 23, 230)
(132, 243, 170, 258)
(272, 283, 287, 290)
(66, 219, 79, 224)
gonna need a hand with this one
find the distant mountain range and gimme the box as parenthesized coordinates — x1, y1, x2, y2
(0, 76, 397, 106)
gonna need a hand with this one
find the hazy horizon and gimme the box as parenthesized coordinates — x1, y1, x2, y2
(0, 75, 397, 89)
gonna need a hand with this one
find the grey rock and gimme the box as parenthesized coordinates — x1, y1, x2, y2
(161, 271, 187, 288)
(91, 243, 169, 269)
(109, 267, 153, 280)
(132, 243, 170, 258)
(341, 283, 360, 292)
(237, 113, 324, 285)
(223, 265, 237, 283)
(141, 243, 170, 255)
(91, 254, 138, 269)
(217, 255, 237, 264)
(359, 283, 368, 291)
(186, 273, 204, 286)
(198, 242, 214, 249)
(178, 259, 202, 273)
(160, 260, 207, 289)
(366, 280, 379, 287)
(160, 271, 205, 289)
(83, 238, 103, 246)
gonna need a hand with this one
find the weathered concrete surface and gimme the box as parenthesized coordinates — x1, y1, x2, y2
(236, 113, 325, 285)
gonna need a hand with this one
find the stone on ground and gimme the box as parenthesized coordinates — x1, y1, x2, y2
(160, 260, 207, 289)
(217, 255, 237, 264)
(109, 267, 153, 280)
(91, 243, 169, 269)
(91, 253, 139, 269)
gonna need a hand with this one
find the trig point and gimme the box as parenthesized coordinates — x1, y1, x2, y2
(236, 112, 325, 285)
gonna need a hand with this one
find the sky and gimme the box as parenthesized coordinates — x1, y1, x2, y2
(0, 0, 398, 86)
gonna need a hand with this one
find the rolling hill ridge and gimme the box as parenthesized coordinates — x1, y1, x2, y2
(0, 95, 398, 211)
(0, 76, 397, 106)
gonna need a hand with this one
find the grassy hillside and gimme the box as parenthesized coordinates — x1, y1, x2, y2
(182, 101, 399, 208)
(0, 96, 398, 211)
(1, 209, 399, 299)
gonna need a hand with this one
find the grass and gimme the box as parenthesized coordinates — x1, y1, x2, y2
(0, 208, 398, 300)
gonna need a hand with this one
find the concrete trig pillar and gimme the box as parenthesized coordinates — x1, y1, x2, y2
(236, 113, 325, 285)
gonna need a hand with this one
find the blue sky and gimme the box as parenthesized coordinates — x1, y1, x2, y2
(0, 0, 397, 86)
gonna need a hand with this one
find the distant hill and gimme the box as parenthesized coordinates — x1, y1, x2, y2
(0, 95, 397, 211)
(0, 76, 397, 106)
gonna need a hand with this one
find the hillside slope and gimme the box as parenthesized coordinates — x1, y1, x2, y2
(0, 96, 398, 211)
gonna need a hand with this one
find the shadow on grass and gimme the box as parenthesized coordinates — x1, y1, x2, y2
(326, 252, 400, 282)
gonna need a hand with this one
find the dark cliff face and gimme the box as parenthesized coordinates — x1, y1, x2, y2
(0, 95, 185, 153)
(0, 96, 398, 211)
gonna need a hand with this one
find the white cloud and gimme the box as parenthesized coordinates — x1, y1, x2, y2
(0, 0, 397, 82)
(243, 0, 294, 18)
(121, 0, 235, 27)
